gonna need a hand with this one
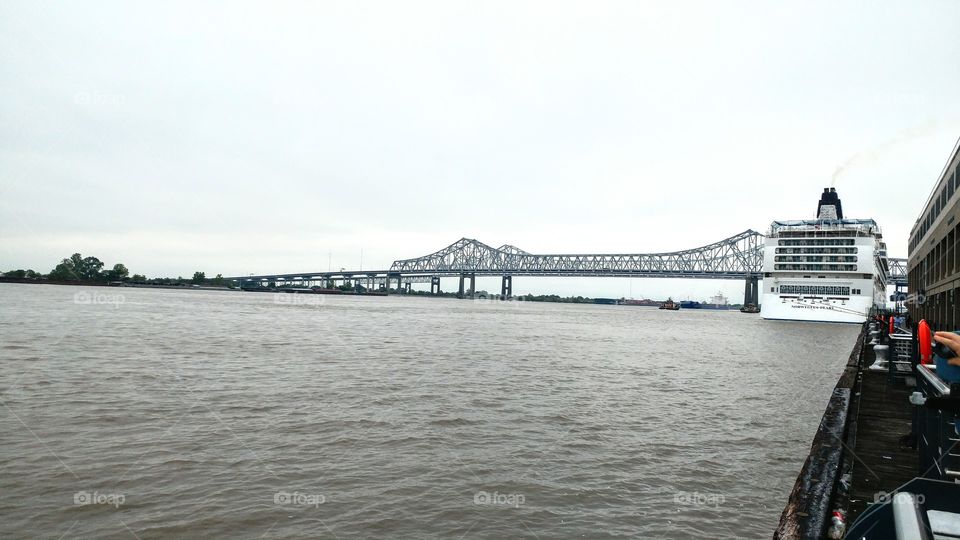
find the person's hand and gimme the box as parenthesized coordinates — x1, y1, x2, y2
(933, 331, 960, 366)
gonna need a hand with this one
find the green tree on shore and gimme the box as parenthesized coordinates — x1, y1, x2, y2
(3, 269, 40, 278)
(48, 253, 104, 282)
(192, 271, 205, 284)
(105, 263, 129, 282)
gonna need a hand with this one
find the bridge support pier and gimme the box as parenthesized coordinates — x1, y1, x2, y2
(386, 273, 401, 294)
(458, 273, 476, 298)
(501, 275, 512, 298)
(743, 276, 759, 306)
(431, 276, 441, 295)
(404, 282, 411, 294)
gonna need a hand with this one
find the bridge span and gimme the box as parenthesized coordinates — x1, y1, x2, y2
(227, 230, 907, 305)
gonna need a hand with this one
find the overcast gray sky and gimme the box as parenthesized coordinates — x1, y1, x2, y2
(2, 1, 960, 299)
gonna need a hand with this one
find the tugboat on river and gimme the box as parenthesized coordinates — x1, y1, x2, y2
(659, 298, 680, 310)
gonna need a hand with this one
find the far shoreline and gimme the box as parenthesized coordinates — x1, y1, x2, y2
(0, 277, 236, 292)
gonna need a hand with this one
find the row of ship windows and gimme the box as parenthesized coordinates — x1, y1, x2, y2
(778, 239, 856, 246)
(777, 285, 859, 295)
(777, 230, 874, 238)
(774, 264, 859, 271)
(910, 165, 959, 252)
(774, 256, 857, 263)
(775, 247, 858, 254)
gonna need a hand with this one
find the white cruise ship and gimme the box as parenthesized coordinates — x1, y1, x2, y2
(761, 188, 888, 323)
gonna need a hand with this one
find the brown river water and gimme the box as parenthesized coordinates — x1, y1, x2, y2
(0, 283, 859, 538)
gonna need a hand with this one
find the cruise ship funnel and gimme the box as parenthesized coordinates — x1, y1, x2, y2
(816, 187, 844, 220)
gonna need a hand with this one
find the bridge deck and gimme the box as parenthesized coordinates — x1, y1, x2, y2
(223, 231, 905, 284)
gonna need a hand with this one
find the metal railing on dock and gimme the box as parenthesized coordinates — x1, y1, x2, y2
(914, 364, 960, 481)
(774, 318, 960, 538)
(888, 332, 914, 386)
(844, 353, 960, 538)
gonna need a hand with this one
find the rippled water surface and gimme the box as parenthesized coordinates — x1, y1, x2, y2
(0, 283, 860, 538)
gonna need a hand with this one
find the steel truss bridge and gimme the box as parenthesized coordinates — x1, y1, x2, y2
(227, 230, 906, 304)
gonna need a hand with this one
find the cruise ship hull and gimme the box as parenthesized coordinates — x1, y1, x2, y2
(760, 293, 873, 324)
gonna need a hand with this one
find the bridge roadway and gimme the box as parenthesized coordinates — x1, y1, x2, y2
(225, 231, 907, 304)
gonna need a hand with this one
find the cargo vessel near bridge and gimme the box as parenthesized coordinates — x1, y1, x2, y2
(761, 188, 889, 324)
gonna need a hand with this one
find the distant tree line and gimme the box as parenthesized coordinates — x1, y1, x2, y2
(2, 253, 230, 288)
